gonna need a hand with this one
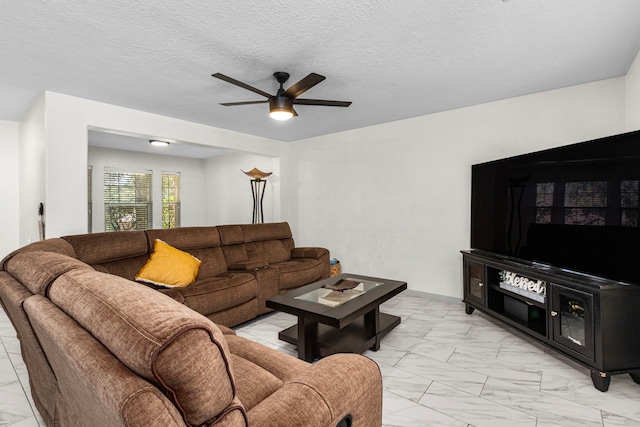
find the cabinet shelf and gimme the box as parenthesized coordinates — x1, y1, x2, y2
(491, 308, 547, 339)
(488, 283, 547, 309)
(487, 285, 546, 337)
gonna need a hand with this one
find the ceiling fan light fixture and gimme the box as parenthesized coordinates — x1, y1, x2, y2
(149, 139, 170, 147)
(269, 96, 293, 121)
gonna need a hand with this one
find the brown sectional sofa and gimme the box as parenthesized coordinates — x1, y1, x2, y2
(0, 223, 383, 426)
(22, 222, 330, 327)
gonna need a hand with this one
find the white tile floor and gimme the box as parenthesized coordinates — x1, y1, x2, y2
(2, 290, 640, 426)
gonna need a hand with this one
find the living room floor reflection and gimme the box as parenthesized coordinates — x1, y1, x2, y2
(2, 291, 640, 427)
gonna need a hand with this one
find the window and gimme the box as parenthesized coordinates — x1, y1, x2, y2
(535, 182, 554, 223)
(534, 179, 639, 227)
(621, 180, 639, 227)
(104, 169, 152, 231)
(564, 181, 606, 225)
(162, 172, 180, 229)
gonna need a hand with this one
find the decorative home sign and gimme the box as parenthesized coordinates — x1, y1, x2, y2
(499, 270, 547, 303)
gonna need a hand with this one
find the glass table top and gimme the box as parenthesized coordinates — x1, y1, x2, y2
(295, 277, 384, 307)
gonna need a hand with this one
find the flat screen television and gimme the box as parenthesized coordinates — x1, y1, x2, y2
(471, 130, 640, 285)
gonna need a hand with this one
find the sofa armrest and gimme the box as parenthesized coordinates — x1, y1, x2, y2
(228, 261, 269, 271)
(291, 247, 329, 260)
(246, 354, 382, 426)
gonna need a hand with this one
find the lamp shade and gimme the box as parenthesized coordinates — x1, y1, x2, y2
(269, 96, 293, 120)
(242, 168, 272, 180)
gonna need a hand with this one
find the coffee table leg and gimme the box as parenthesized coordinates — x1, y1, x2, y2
(364, 306, 381, 351)
(297, 317, 318, 362)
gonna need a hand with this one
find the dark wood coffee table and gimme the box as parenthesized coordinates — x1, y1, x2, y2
(266, 273, 407, 362)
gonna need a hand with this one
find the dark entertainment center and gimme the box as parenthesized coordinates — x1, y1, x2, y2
(463, 130, 640, 392)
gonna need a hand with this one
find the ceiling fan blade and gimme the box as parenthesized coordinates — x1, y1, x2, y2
(292, 107, 298, 117)
(283, 73, 326, 98)
(220, 100, 269, 106)
(212, 73, 272, 98)
(294, 99, 352, 107)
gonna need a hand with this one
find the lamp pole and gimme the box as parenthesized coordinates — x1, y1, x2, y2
(242, 168, 272, 224)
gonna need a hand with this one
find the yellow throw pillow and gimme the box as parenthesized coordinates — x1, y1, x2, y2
(135, 239, 201, 288)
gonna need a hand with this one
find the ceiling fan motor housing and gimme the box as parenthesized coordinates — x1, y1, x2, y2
(269, 95, 293, 114)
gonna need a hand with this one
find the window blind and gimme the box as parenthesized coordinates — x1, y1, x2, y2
(104, 169, 152, 231)
(162, 172, 180, 229)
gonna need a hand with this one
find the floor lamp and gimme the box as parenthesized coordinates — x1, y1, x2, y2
(242, 168, 272, 223)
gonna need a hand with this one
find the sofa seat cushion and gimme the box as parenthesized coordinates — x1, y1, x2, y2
(225, 335, 308, 381)
(47, 269, 240, 426)
(164, 273, 257, 316)
(225, 335, 309, 411)
(229, 355, 283, 411)
(272, 259, 328, 290)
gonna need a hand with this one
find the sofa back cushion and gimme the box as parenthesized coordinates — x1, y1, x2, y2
(3, 251, 93, 296)
(1, 238, 76, 270)
(62, 231, 149, 280)
(218, 225, 250, 266)
(241, 223, 294, 264)
(145, 227, 228, 278)
(48, 269, 240, 426)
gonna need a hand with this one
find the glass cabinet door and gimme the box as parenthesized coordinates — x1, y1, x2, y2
(464, 259, 485, 310)
(551, 284, 595, 360)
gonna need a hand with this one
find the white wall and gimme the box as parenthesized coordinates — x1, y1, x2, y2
(9, 71, 635, 300)
(288, 78, 626, 298)
(88, 147, 207, 231)
(204, 153, 280, 225)
(626, 49, 640, 131)
(0, 121, 20, 256)
(36, 92, 284, 240)
(19, 96, 46, 246)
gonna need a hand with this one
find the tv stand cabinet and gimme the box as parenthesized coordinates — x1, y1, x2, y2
(462, 250, 640, 392)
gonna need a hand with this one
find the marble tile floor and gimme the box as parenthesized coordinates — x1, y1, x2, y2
(1, 290, 640, 426)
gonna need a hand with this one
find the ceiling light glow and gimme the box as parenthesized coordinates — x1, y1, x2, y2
(149, 140, 169, 147)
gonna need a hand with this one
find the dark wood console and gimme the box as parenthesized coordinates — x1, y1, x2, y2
(462, 249, 640, 392)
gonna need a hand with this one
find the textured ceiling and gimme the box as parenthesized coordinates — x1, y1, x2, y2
(1, 1, 640, 145)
